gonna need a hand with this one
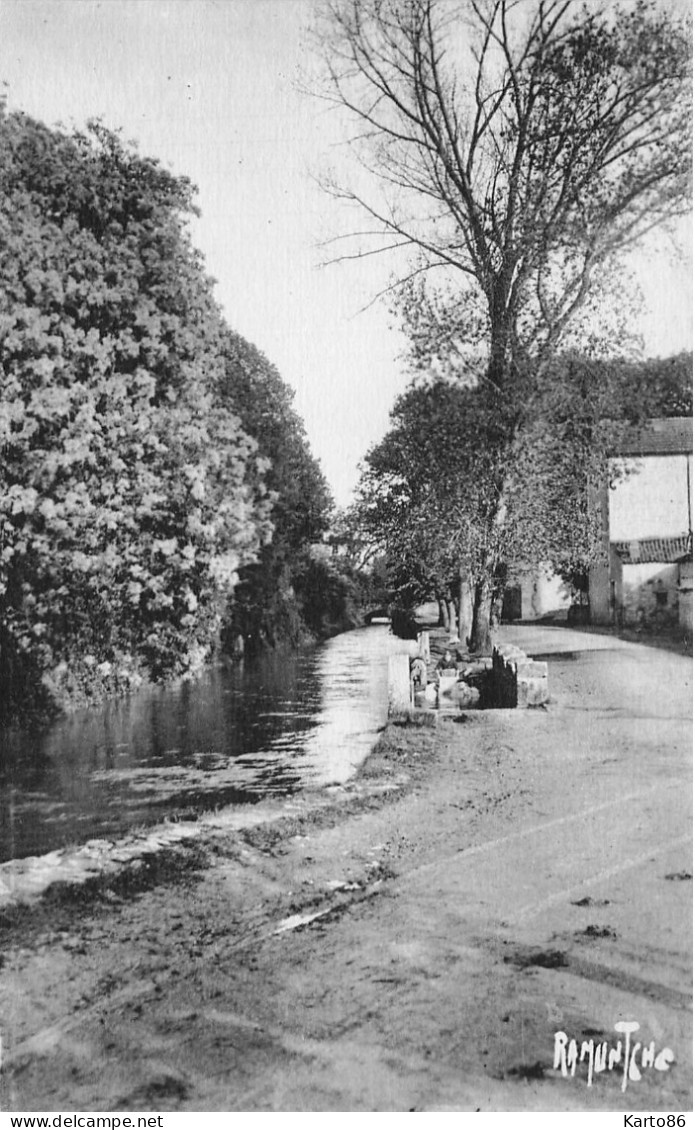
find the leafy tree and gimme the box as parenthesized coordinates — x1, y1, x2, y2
(315, 0, 692, 649)
(355, 350, 685, 646)
(218, 331, 334, 649)
(291, 548, 365, 638)
(356, 381, 487, 634)
(0, 106, 271, 716)
(615, 352, 693, 420)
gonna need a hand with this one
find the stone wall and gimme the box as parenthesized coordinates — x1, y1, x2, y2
(492, 646, 549, 708)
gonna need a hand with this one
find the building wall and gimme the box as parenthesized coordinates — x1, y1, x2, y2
(600, 452, 692, 631)
(519, 569, 572, 620)
(679, 560, 693, 633)
(609, 454, 692, 540)
(588, 564, 610, 623)
(618, 562, 680, 628)
(588, 480, 611, 624)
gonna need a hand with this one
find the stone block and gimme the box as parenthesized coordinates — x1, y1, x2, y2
(517, 676, 549, 707)
(388, 653, 413, 719)
(492, 645, 549, 708)
(516, 660, 549, 680)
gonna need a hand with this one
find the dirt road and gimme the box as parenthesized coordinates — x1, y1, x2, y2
(1, 624, 691, 1112)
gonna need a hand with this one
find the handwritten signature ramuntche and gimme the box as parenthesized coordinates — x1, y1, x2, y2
(554, 1022, 675, 1091)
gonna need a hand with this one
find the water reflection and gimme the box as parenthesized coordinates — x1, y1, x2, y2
(0, 626, 394, 862)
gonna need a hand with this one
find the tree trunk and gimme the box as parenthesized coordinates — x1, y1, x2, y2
(487, 298, 514, 392)
(457, 573, 474, 650)
(437, 595, 449, 630)
(446, 600, 457, 638)
(470, 577, 493, 655)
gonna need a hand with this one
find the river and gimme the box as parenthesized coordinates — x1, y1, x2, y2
(0, 625, 400, 863)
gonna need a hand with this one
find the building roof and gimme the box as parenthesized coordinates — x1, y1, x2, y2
(617, 416, 693, 457)
(612, 532, 692, 564)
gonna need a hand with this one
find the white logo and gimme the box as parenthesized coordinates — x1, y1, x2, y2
(554, 1022, 675, 1091)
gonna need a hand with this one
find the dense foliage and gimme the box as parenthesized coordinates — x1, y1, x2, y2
(0, 106, 335, 719)
(217, 332, 335, 651)
(616, 353, 693, 421)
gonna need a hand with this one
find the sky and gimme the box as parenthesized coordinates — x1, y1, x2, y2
(0, 0, 692, 504)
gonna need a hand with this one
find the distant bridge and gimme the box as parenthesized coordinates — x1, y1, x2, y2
(364, 608, 391, 625)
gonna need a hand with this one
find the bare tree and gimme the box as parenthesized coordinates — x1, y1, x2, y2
(314, 0, 692, 649)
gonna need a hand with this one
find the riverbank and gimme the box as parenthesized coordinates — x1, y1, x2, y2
(1, 624, 691, 1113)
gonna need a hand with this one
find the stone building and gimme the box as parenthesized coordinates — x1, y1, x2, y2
(501, 568, 572, 622)
(589, 417, 693, 632)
